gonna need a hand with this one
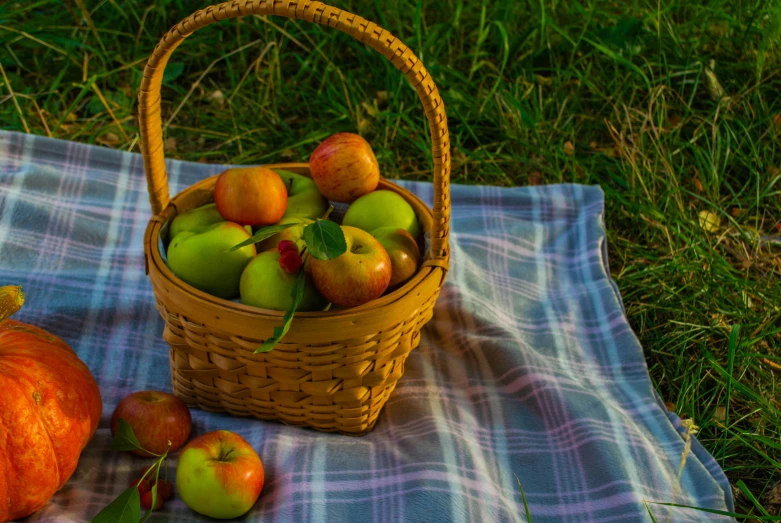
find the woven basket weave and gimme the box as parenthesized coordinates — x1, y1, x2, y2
(140, 0, 450, 436)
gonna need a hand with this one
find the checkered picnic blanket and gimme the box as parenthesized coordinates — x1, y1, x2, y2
(0, 130, 733, 522)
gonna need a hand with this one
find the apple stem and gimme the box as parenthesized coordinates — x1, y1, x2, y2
(321, 205, 335, 221)
(351, 243, 363, 254)
(219, 446, 236, 462)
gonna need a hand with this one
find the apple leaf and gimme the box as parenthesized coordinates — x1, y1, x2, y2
(256, 268, 306, 353)
(227, 223, 296, 252)
(110, 418, 145, 453)
(91, 486, 140, 523)
(303, 219, 346, 260)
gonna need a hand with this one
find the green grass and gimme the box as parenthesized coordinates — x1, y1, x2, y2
(3, 0, 781, 516)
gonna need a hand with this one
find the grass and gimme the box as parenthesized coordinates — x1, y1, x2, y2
(2, 0, 781, 516)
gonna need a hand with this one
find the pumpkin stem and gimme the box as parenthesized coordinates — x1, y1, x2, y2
(0, 285, 24, 323)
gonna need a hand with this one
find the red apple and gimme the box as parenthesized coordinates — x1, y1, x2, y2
(371, 227, 421, 289)
(309, 226, 391, 307)
(309, 132, 379, 203)
(176, 430, 265, 519)
(110, 391, 192, 457)
(213, 166, 287, 226)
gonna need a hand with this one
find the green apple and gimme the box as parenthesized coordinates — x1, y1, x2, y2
(342, 190, 420, 240)
(176, 430, 264, 519)
(240, 250, 327, 311)
(274, 169, 329, 220)
(169, 203, 224, 239)
(309, 226, 392, 308)
(169, 203, 252, 240)
(167, 222, 256, 299)
(258, 216, 313, 252)
(372, 227, 421, 289)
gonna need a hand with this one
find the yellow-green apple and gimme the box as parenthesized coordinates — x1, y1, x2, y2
(110, 391, 192, 457)
(308, 132, 379, 203)
(176, 430, 264, 520)
(371, 227, 421, 289)
(169, 203, 224, 239)
(309, 226, 391, 307)
(240, 250, 327, 311)
(258, 216, 313, 253)
(214, 166, 287, 226)
(273, 169, 328, 219)
(343, 190, 420, 240)
(167, 222, 256, 299)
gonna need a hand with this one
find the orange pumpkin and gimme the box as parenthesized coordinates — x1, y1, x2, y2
(0, 286, 102, 522)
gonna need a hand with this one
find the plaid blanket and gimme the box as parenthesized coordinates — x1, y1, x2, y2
(0, 130, 733, 522)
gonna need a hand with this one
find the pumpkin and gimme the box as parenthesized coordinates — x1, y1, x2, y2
(0, 286, 102, 522)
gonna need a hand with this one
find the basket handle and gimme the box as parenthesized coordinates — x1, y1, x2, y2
(138, 0, 450, 264)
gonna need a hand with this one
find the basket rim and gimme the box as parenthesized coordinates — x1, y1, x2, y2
(144, 162, 446, 321)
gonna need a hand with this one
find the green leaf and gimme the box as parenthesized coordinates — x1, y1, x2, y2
(757, 3, 781, 79)
(91, 487, 140, 523)
(514, 474, 533, 522)
(228, 223, 296, 252)
(303, 219, 346, 261)
(110, 419, 144, 452)
(722, 324, 739, 466)
(645, 501, 781, 520)
(163, 62, 184, 84)
(256, 268, 306, 353)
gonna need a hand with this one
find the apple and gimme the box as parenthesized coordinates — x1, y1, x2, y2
(110, 391, 192, 457)
(258, 216, 313, 253)
(214, 166, 287, 226)
(240, 250, 327, 311)
(309, 226, 391, 307)
(167, 222, 256, 299)
(273, 169, 328, 220)
(169, 203, 224, 239)
(308, 132, 379, 203)
(343, 190, 420, 240)
(372, 227, 420, 289)
(176, 430, 264, 520)
(169, 203, 252, 239)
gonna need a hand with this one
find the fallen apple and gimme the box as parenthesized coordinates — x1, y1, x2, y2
(343, 190, 420, 240)
(309, 132, 379, 203)
(167, 222, 256, 299)
(168, 203, 224, 239)
(110, 391, 192, 457)
(176, 430, 264, 520)
(273, 169, 328, 220)
(372, 227, 421, 289)
(214, 166, 287, 226)
(309, 226, 391, 307)
(240, 250, 327, 311)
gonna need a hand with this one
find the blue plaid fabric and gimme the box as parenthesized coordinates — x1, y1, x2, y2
(0, 130, 733, 522)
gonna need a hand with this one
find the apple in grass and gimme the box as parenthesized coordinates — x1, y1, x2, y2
(343, 190, 421, 240)
(273, 169, 328, 220)
(176, 430, 264, 520)
(214, 166, 287, 226)
(110, 391, 192, 457)
(310, 226, 391, 307)
(309, 132, 380, 203)
(240, 249, 327, 311)
(372, 227, 421, 289)
(167, 222, 256, 299)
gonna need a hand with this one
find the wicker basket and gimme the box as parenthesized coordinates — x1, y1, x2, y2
(140, 0, 450, 436)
